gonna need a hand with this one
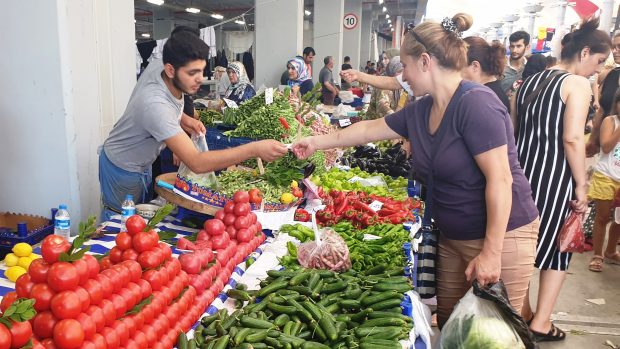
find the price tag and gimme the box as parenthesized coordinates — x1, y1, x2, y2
(338, 118, 352, 127)
(348, 176, 363, 183)
(265, 88, 274, 105)
(222, 98, 239, 109)
(369, 200, 384, 212)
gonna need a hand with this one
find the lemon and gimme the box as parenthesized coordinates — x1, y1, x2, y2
(18, 257, 33, 270)
(291, 180, 299, 188)
(12, 243, 32, 257)
(4, 253, 19, 267)
(5, 266, 27, 282)
(280, 193, 295, 204)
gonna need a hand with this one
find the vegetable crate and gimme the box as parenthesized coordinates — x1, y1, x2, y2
(206, 128, 254, 151)
(0, 211, 54, 258)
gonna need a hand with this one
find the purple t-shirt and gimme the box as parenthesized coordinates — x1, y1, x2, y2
(385, 81, 538, 240)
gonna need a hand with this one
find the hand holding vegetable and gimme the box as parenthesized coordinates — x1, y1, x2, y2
(465, 250, 501, 287)
(292, 137, 318, 160)
(253, 140, 289, 161)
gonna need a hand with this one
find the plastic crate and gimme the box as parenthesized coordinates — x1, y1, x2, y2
(206, 128, 255, 150)
(0, 211, 54, 258)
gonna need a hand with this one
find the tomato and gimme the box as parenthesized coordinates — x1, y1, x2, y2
(41, 235, 71, 264)
(132, 232, 157, 253)
(234, 216, 250, 230)
(28, 258, 51, 283)
(211, 233, 230, 250)
(41, 339, 56, 349)
(147, 230, 159, 244)
(121, 248, 139, 262)
(255, 221, 263, 233)
(30, 283, 55, 312)
(94, 274, 112, 298)
(213, 209, 225, 221)
(189, 275, 204, 293)
(158, 243, 172, 261)
(196, 230, 209, 242)
(9, 320, 32, 349)
(233, 203, 251, 217)
(236, 228, 253, 243)
(98, 256, 112, 271)
(248, 188, 263, 204)
(86, 306, 105, 333)
(223, 225, 237, 239)
(178, 253, 201, 274)
(51, 290, 81, 320)
(76, 313, 95, 340)
(126, 282, 143, 305)
(0, 292, 17, 313)
(133, 331, 147, 349)
(53, 319, 83, 349)
(109, 247, 122, 264)
(13, 274, 31, 299)
(74, 286, 91, 312)
(119, 288, 136, 311)
(115, 232, 133, 251)
(142, 269, 162, 291)
(292, 187, 303, 198)
(222, 213, 235, 227)
(223, 201, 235, 214)
(109, 294, 127, 319)
(112, 320, 128, 347)
(68, 259, 88, 287)
(119, 261, 140, 283)
(125, 215, 146, 235)
(121, 316, 136, 337)
(0, 324, 10, 349)
(101, 327, 119, 349)
(204, 219, 225, 236)
(111, 264, 131, 288)
(90, 334, 106, 349)
(82, 255, 100, 279)
(233, 191, 249, 203)
(82, 279, 103, 306)
(135, 279, 152, 300)
(99, 299, 116, 327)
(33, 311, 57, 339)
(47, 262, 79, 292)
(101, 268, 122, 293)
(143, 325, 157, 346)
(136, 250, 158, 270)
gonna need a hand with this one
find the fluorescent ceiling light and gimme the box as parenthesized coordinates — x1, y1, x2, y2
(185, 7, 200, 13)
(386, 14, 390, 19)
(305, 10, 311, 16)
(391, 28, 394, 32)
(379, 0, 383, 4)
(211, 13, 223, 19)
(141, 33, 151, 37)
(382, 6, 387, 12)
(147, 0, 164, 5)
(387, 19, 391, 24)
(235, 20, 246, 25)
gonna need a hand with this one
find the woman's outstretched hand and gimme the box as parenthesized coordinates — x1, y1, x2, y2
(291, 137, 318, 159)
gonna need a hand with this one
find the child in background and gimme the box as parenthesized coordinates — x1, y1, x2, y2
(587, 91, 620, 272)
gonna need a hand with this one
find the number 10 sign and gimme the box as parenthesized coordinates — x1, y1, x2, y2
(343, 13, 358, 30)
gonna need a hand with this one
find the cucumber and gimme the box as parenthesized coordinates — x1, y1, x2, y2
(364, 264, 387, 275)
(264, 337, 283, 348)
(283, 321, 295, 335)
(213, 335, 230, 349)
(227, 289, 252, 302)
(297, 331, 312, 340)
(359, 317, 407, 328)
(289, 270, 311, 286)
(301, 341, 330, 349)
(274, 314, 291, 327)
(258, 280, 290, 297)
(301, 301, 323, 322)
(372, 283, 411, 293)
(367, 311, 413, 322)
(354, 326, 402, 339)
(222, 310, 243, 330)
(245, 329, 269, 342)
(276, 289, 301, 296)
(342, 288, 363, 299)
(360, 291, 401, 307)
(349, 308, 373, 322)
(279, 333, 306, 348)
(267, 270, 298, 278)
(368, 298, 403, 311)
(240, 316, 276, 329)
(188, 339, 197, 349)
(318, 316, 338, 341)
(267, 302, 298, 315)
(286, 298, 313, 323)
(177, 332, 189, 349)
(233, 328, 252, 346)
(308, 321, 327, 341)
(359, 340, 402, 349)
(338, 299, 360, 311)
(321, 281, 347, 294)
(306, 273, 321, 290)
(248, 343, 268, 349)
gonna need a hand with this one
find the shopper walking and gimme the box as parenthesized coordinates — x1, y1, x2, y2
(462, 36, 510, 110)
(586, 90, 620, 272)
(513, 17, 611, 342)
(319, 56, 339, 105)
(501, 31, 531, 96)
(302, 47, 316, 79)
(292, 13, 540, 328)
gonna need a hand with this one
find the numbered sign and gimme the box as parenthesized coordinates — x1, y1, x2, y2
(343, 13, 358, 30)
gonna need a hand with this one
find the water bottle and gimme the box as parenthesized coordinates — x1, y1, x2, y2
(121, 195, 136, 231)
(54, 204, 71, 241)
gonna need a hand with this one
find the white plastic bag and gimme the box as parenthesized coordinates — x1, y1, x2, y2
(177, 133, 219, 188)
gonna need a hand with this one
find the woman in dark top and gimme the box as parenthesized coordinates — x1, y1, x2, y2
(462, 36, 510, 110)
(292, 13, 539, 328)
(225, 61, 256, 105)
(287, 56, 314, 96)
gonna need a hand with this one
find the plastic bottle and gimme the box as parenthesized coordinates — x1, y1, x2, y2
(121, 194, 136, 231)
(54, 204, 71, 241)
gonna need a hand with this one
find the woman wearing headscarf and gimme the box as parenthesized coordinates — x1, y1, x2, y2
(225, 61, 256, 105)
(366, 51, 406, 119)
(287, 56, 314, 96)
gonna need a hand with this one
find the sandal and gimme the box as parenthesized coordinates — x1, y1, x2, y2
(531, 323, 567, 342)
(589, 256, 604, 272)
(604, 252, 620, 265)
(525, 313, 535, 326)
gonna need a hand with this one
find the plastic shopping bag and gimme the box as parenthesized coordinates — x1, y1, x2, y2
(441, 281, 537, 349)
(557, 211, 585, 253)
(176, 133, 219, 189)
(297, 228, 351, 272)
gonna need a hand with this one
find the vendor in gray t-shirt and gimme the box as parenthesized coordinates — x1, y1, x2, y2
(99, 29, 287, 220)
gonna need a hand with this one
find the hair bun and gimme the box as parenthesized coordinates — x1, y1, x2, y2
(452, 13, 473, 32)
(580, 16, 601, 32)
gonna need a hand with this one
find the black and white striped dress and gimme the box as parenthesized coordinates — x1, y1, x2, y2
(515, 70, 574, 271)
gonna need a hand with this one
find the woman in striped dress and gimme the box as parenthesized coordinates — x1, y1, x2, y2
(511, 18, 611, 342)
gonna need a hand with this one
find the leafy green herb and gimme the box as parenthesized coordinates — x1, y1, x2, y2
(146, 203, 175, 231)
(125, 295, 153, 316)
(59, 215, 96, 262)
(0, 298, 37, 328)
(157, 229, 177, 242)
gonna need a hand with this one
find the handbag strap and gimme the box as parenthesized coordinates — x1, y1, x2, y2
(520, 70, 566, 117)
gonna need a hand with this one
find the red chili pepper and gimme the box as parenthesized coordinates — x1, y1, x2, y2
(354, 201, 376, 215)
(377, 208, 398, 217)
(279, 117, 290, 130)
(362, 215, 377, 227)
(343, 209, 357, 220)
(334, 196, 349, 216)
(295, 209, 311, 222)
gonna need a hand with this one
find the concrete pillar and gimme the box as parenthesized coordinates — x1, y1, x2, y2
(153, 6, 174, 40)
(395, 16, 403, 48)
(313, 0, 345, 82)
(360, 9, 373, 70)
(601, 0, 615, 34)
(255, 0, 303, 88)
(551, 1, 568, 57)
(0, 0, 135, 223)
(343, 0, 362, 71)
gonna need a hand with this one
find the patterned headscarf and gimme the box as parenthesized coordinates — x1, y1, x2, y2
(287, 56, 311, 85)
(385, 56, 403, 77)
(225, 61, 252, 101)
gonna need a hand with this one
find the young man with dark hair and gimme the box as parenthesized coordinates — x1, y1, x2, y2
(303, 47, 316, 79)
(500, 30, 531, 94)
(99, 30, 287, 220)
(341, 56, 353, 90)
(319, 56, 339, 105)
